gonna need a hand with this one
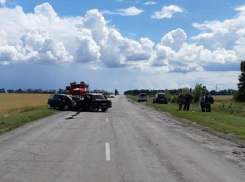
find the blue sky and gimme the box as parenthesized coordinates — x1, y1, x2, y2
(0, 0, 245, 93)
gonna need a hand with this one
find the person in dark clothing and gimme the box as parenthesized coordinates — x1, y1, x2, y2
(200, 94, 205, 112)
(183, 92, 193, 111)
(205, 94, 214, 112)
(83, 95, 88, 111)
(178, 94, 184, 110)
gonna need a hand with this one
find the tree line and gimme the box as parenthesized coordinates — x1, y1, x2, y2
(124, 84, 237, 104)
(124, 59, 245, 103)
(0, 88, 57, 94)
(0, 88, 116, 95)
(124, 88, 235, 97)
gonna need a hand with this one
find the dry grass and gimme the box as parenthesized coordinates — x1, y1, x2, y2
(0, 94, 52, 113)
(212, 95, 233, 102)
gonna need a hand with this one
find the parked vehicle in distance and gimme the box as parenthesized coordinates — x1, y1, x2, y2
(153, 93, 168, 104)
(138, 93, 147, 102)
(110, 94, 115, 98)
(48, 94, 77, 111)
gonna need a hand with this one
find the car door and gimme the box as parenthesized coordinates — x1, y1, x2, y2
(52, 95, 60, 108)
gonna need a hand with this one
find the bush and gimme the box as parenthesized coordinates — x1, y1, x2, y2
(171, 95, 178, 103)
(233, 90, 245, 102)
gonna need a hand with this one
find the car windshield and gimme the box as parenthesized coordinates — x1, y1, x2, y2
(52, 95, 59, 100)
(158, 94, 166, 98)
(93, 94, 105, 100)
(139, 93, 146, 96)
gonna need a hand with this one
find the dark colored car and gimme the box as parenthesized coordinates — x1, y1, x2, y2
(77, 93, 112, 112)
(48, 94, 77, 111)
(153, 93, 168, 104)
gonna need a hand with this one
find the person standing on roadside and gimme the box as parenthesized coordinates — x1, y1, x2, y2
(83, 95, 88, 111)
(178, 93, 184, 110)
(183, 92, 193, 111)
(205, 94, 214, 112)
(200, 94, 205, 112)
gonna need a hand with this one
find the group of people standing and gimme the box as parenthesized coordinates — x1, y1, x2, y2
(178, 93, 214, 112)
(200, 94, 214, 112)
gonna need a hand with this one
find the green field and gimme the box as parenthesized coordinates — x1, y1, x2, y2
(127, 95, 245, 145)
(0, 94, 57, 134)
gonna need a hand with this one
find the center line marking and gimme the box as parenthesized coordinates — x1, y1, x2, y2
(106, 118, 109, 122)
(106, 143, 110, 161)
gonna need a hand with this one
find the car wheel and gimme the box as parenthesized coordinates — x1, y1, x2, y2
(64, 104, 70, 111)
(101, 108, 107, 112)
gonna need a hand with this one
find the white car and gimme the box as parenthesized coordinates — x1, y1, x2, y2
(110, 94, 115, 98)
(138, 93, 147, 102)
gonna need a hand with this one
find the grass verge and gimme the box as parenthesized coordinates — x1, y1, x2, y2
(127, 95, 245, 144)
(0, 106, 57, 135)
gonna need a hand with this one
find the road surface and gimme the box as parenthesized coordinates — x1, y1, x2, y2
(0, 95, 245, 182)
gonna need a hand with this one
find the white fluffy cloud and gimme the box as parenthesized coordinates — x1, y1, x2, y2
(75, 29, 100, 63)
(99, 29, 154, 68)
(152, 5, 183, 19)
(0, 0, 6, 4)
(0, 27, 73, 65)
(0, 2, 245, 74)
(144, 1, 156, 5)
(102, 6, 143, 16)
(192, 5, 245, 51)
(0, 4, 149, 67)
(0, 46, 21, 64)
(150, 5, 245, 73)
(0, 31, 7, 46)
(21, 27, 73, 64)
(160, 28, 187, 51)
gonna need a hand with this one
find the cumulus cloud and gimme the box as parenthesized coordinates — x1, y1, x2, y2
(0, 31, 7, 46)
(160, 28, 187, 51)
(34, 3, 58, 21)
(0, 26, 73, 65)
(102, 6, 143, 16)
(79, 9, 108, 44)
(144, 1, 156, 5)
(0, 46, 21, 64)
(0, 4, 151, 67)
(99, 29, 154, 68)
(150, 25, 242, 73)
(149, 5, 245, 73)
(191, 5, 245, 51)
(0, 2, 245, 74)
(0, 0, 6, 5)
(75, 29, 100, 63)
(74, 9, 153, 68)
(235, 5, 245, 14)
(21, 27, 73, 64)
(152, 5, 183, 19)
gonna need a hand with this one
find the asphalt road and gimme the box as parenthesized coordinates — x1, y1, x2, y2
(1, 95, 245, 182)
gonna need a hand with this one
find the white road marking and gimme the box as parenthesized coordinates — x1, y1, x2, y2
(106, 143, 110, 161)
(106, 118, 109, 122)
